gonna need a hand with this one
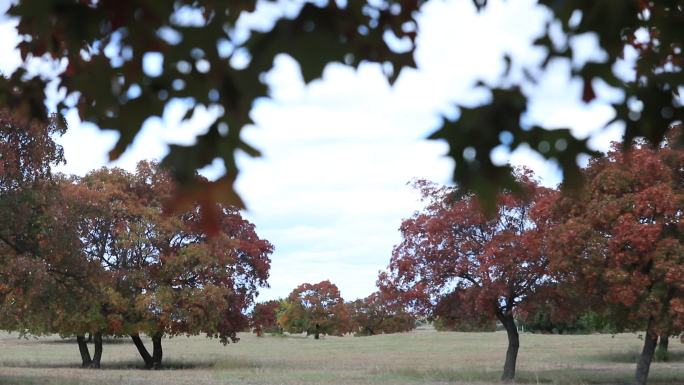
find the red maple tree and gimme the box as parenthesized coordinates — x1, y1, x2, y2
(278, 280, 351, 339)
(251, 300, 282, 337)
(548, 130, 684, 385)
(379, 170, 556, 381)
(347, 292, 416, 336)
(0, 112, 106, 367)
(64, 162, 273, 368)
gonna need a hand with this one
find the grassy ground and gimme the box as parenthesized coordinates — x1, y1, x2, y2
(0, 328, 683, 385)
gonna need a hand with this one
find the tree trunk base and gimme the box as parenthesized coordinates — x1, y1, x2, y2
(497, 312, 519, 382)
(89, 332, 103, 368)
(152, 333, 163, 369)
(635, 328, 658, 385)
(655, 335, 669, 362)
(131, 334, 154, 369)
(76, 335, 92, 368)
(130, 333, 163, 369)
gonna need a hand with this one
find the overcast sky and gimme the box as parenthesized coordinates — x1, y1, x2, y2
(0, 0, 625, 301)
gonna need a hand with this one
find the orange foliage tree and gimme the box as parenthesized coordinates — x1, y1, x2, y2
(251, 300, 283, 337)
(548, 131, 684, 385)
(379, 171, 557, 381)
(278, 280, 351, 339)
(0, 112, 107, 367)
(0, 113, 273, 369)
(347, 292, 416, 336)
(63, 162, 273, 368)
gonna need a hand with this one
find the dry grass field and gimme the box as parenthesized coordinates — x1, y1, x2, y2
(1, 328, 683, 385)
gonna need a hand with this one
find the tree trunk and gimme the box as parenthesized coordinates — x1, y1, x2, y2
(152, 333, 163, 369)
(635, 328, 658, 385)
(130, 334, 154, 369)
(76, 335, 92, 368)
(497, 313, 519, 382)
(659, 335, 669, 352)
(90, 332, 103, 368)
(655, 335, 669, 362)
(314, 324, 320, 340)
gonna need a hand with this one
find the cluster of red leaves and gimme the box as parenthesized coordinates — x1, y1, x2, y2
(1, 120, 273, 346)
(347, 292, 416, 335)
(60, 162, 273, 344)
(251, 300, 282, 337)
(378, 170, 556, 324)
(548, 131, 684, 335)
(380, 128, 684, 339)
(0, 112, 105, 336)
(0, 110, 65, 192)
(278, 280, 352, 336)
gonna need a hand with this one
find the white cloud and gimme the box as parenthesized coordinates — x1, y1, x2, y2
(0, 0, 20, 76)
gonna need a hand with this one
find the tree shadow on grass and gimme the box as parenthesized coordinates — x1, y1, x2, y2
(0, 375, 86, 385)
(388, 367, 684, 385)
(0, 357, 265, 371)
(102, 360, 218, 370)
(37, 338, 131, 345)
(591, 351, 684, 364)
(0, 361, 215, 370)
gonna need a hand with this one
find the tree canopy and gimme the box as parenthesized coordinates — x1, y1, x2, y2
(347, 292, 416, 336)
(547, 131, 684, 385)
(62, 162, 273, 368)
(278, 280, 351, 339)
(0, 122, 274, 369)
(251, 299, 282, 337)
(0, 110, 108, 366)
(378, 171, 556, 381)
(3, 1, 681, 209)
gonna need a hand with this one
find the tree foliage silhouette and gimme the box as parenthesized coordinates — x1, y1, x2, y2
(3, 1, 680, 210)
(278, 280, 351, 339)
(548, 129, 684, 385)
